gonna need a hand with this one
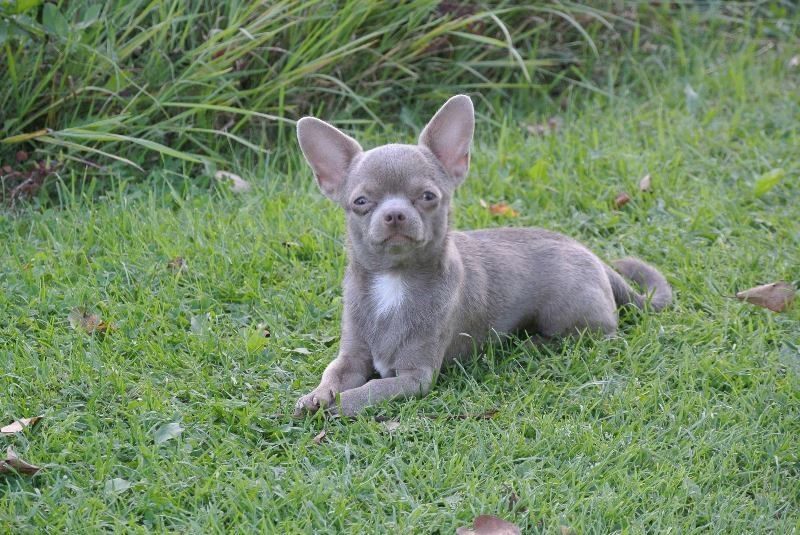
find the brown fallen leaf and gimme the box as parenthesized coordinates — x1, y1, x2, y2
(524, 116, 562, 136)
(167, 256, 187, 272)
(505, 487, 520, 512)
(16, 150, 29, 163)
(457, 514, 521, 535)
(639, 174, 652, 192)
(642, 41, 658, 53)
(525, 123, 547, 136)
(214, 170, 251, 193)
(488, 203, 519, 218)
(68, 308, 113, 334)
(735, 281, 796, 312)
(0, 447, 42, 476)
(312, 429, 327, 444)
(613, 192, 631, 209)
(1, 416, 43, 436)
(3, 160, 61, 206)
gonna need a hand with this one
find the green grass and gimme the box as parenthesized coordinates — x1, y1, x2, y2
(2, 7, 800, 534)
(3, 1, 793, 174)
(1, 0, 629, 169)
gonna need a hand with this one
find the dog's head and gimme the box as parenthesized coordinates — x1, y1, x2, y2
(296, 95, 474, 270)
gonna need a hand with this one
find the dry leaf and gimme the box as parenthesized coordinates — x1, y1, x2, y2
(735, 282, 796, 312)
(167, 256, 187, 272)
(525, 123, 549, 136)
(16, 150, 29, 163)
(105, 477, 132, 494)
(154, 422, 183, 445)
(613, 192, 631, 209)
(505, 488, 520, 511)
(457, 514, 521, 535)
(488, 203, 519, 218)
(214, 170, 251, 193)
(381, 421, 401, 433)
(789, 55, 799, 68)
(313, 430, 327, 444)
(68, 308, 113, 334)
(0, 447, 41, 476)
(1, 416, 43, 436)
(639, 174, 652, 192)
(524, 116, 562, 136)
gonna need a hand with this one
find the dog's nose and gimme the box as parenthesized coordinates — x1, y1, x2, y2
(383, 210, 407, 225)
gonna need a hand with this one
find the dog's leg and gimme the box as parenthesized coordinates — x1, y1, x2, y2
(333, 367, 435, 416)
(294, 335, 374, 416)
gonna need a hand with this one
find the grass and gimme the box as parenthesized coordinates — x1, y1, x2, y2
(1, 0, 627, 169)
(3, 1, 792, 175)
(2, 4, 800, 534)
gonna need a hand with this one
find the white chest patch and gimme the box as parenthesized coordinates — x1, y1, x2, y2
(371, 273, 406, 317)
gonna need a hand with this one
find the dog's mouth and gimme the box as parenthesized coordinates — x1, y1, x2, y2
(376, 233, 422, 251)
(382, 234, 414, 244)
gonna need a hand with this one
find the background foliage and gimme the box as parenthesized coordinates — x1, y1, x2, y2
(1, 1, 797, 192)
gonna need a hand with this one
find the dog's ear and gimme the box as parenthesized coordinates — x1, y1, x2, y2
(297, 117, 362, 201)
(418, 95, 474, 184)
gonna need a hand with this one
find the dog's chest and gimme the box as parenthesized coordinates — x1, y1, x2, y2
(349, 270, 451, 377)
(357, 273, 414, 377)
(370, 273, 407, 317)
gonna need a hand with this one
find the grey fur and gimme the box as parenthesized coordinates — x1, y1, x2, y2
(294, 95, 671, 416)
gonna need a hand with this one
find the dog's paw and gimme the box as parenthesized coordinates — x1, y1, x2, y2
(293, 386, 335, 417)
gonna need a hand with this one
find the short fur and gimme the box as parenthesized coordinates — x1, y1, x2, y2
(294, 95, 671, 416)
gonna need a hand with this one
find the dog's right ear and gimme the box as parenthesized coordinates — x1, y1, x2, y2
(297, 117, 362, 201)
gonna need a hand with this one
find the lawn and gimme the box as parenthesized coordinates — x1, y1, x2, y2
(2, 4, 799, 534)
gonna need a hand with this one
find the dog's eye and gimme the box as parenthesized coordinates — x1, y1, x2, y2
(353, 196, 368, 206)
(421, 191, 436, 202)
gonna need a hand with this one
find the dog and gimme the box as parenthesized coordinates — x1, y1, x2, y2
(294, 95, 671, 416)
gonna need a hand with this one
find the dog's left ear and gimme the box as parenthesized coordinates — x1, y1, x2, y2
(419, 94, 474, 184)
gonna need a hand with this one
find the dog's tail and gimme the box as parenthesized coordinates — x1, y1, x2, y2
(605, 257, 671, 311)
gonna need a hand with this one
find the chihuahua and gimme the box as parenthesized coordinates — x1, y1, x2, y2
(294, 95, 670, 416)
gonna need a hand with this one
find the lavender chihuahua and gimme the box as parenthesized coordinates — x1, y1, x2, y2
(294, 95, 670, 416)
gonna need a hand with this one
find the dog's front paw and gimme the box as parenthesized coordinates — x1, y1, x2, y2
(293, 386, 336, 417)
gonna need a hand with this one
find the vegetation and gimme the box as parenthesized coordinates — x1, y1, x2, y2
(1, 1, 799, 532)
(1, 1, 793, 180)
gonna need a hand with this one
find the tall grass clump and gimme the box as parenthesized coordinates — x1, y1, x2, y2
(0, 1, 796, 180)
